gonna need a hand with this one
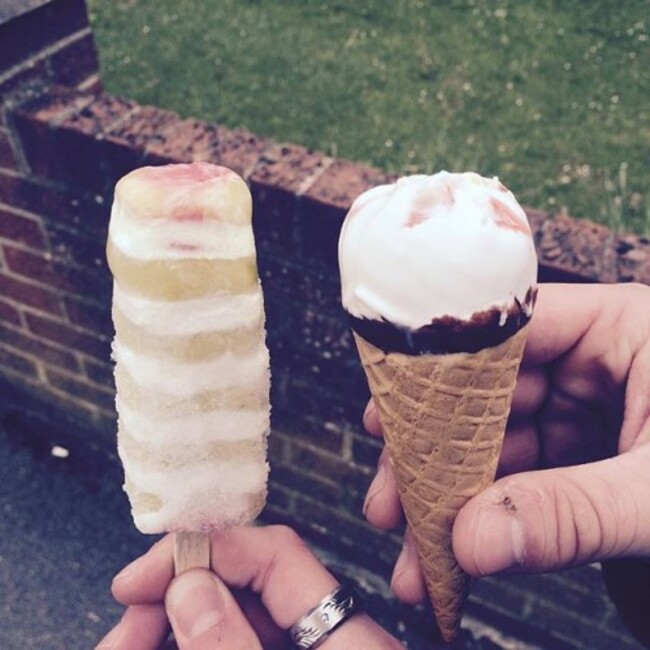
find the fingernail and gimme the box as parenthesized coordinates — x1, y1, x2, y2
(111, 562, 136, 590)
(96, 619, 123, 649)
(473, 505, 525, 574)
(363, 462, 386, 516)
(167, 570, 226, 640)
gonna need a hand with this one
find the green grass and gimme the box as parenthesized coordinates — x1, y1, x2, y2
(87, 0, 649, 234)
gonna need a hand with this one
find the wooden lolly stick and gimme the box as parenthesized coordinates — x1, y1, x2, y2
(173, 531, 211, 575)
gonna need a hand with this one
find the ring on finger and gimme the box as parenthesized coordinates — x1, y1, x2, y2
(288, 584, 362, 649)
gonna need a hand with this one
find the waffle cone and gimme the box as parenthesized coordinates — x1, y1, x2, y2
(354, 325, 529, 642)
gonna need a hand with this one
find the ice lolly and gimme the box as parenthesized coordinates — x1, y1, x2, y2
(107, 163, 270, 539)
(338, 171, 537, 642)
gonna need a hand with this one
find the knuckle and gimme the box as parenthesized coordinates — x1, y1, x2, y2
(268, 524, 307, 550)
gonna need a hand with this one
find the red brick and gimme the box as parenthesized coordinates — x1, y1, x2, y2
(82, 356, 114, 389)
(250, 144, 332, 255)
(0, 129, 18, 168)
(291, 494, 398, 571)
(0, 297, 21, 326)
(303, 158, 394, 211)
(11, 91, 141, 191)
(0, 206, 46, 249)
(271, 462, 343, 504)
(3, 243, 112, 299)
(78, 74, 103, 95)
(0, 59, 49, 99)
(49, 30, 99, 88)
(251, 188, 298, 257)
(0, 170, 106, 233)
(46, 222, 108, 272)
(0, 272, 63, 315)
(3, 244, 54, 284)
(141, 117, 269, 178)
(12, 95, 143, 193)
(272, 372, 365, 436)
(291, 440, 372, 494)
(2, 245, 67, 290)
(215, 129, 271, 179)
(302, 416, 346, 454)
(45, 366, 115, 411)
(25, 312, 111, 361)
(58, 93, 139, 135)
(251, 143, 331, 195)
(0, 0, 90, 73)
(0, 343, 39, 379)
(103, 104, 180, 150)
(10, 112, 55, 180)
(63, 295, 110, 332)
(615, 233, 650, 284)
(0, 320, 80, 371)
(11, 85, 94, 125)
(262, 481, 294, 515)
(298, 159, 395, 268)
(351, 431, 382, 470)
(140, 116, 217, 162)
(266, 428, 289, 463)
(537, 213, 615, 283)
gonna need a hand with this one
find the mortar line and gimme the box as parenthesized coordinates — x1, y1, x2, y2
(0, 26, 94, 88)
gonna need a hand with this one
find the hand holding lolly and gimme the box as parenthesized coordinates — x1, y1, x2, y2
(107, 163, 270, 568)
(339, 172, 537, 642)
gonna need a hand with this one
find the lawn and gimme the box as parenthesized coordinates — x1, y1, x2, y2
(87, 0, 649, 234)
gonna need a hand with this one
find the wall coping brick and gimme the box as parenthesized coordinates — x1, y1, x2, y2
(0, 0, 52, 23)
(8, 84, 650, 286)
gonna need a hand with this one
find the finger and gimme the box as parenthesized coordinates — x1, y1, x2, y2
(95, 604, 169, 650)
(539, 387, 613, 467)
(114, 528, 337, 623)
(621, 337, 650, 451)
(529, 284, 650, 421)
(521, 283, 602, 366)
(453, 441, 650, 576)
(114, 526, 403, 649)
(363, 448, 403, 529)
(112, 535, 175, 605)
(363, 399, 382, 437)
(497, 421, 540, 477)
(165, 569, 262, 650)
(232, 590, 289, 649)
(391, 528, 427, 604)
(210, 527, 401, 649)
(510, 366, 548, 417)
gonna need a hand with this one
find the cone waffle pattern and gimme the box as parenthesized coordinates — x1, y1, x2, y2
(354, 325, 528, 642)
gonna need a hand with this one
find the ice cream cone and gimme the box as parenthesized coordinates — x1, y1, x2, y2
(338, 171, 537, 641)
(354, 325, 529, 642)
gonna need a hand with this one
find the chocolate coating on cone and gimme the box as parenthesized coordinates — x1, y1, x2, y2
(348, 287, 536, 355)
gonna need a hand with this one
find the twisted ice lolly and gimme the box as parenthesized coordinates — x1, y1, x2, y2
(107, 163, 270, 541)
(339, 171, 537, 642)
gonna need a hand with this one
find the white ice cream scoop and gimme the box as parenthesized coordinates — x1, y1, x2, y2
(339, 171, 538, 331)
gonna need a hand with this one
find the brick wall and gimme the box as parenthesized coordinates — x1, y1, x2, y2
(0, 2, 648, 647)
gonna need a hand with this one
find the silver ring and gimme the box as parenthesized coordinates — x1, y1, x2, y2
(289, 584, 361, 649)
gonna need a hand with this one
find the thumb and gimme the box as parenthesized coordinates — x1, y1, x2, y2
(165, 569, 262, 650)
(453, 443, 650, 576)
